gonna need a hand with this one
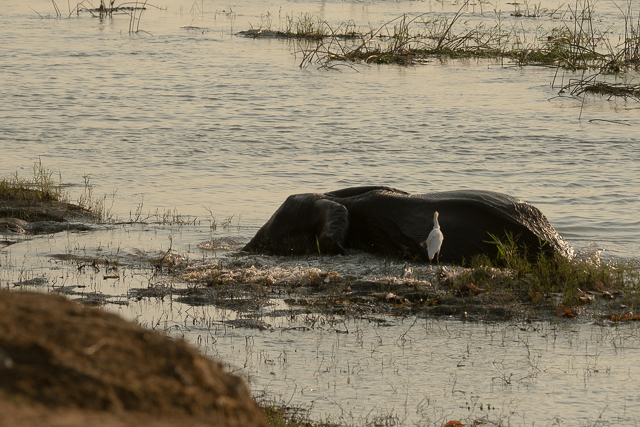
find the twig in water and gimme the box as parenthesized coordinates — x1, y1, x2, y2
(396, 316, 419, 346)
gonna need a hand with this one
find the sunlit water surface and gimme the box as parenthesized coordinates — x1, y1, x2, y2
(2, 0, 640, 424)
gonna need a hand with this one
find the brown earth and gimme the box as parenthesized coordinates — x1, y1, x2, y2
(0, 290, 267, 427)
(0, 189, 95, 236)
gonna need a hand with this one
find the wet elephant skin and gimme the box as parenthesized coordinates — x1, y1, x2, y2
(243, 186, 573, 264)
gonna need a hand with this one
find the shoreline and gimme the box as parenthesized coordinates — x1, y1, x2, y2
(1, 192, 638, 324)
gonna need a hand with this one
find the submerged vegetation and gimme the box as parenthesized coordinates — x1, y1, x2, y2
(243, 0, 640, 99)
(43, 0, 150, 34)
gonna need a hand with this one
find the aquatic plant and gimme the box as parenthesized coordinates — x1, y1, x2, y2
(260, 399, 338, 427)
(297, 0, 610, 68)
(41, 0, 151, 35)
(76, 174, 115, 222)
(559, 73, 640, 101)
(242, 12, 359, 41)
(241, 0, 640, 99)
(152, 207, 197, 226)
(0, 160, 119, 222)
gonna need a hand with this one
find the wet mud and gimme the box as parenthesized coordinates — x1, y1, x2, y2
(125, 246, 635, 325)
(0, 193, 94, 245)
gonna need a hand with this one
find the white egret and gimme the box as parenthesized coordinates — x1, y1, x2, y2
(426, 211, 443, 265)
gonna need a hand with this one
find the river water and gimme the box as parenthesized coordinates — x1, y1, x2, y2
(2, 0, 640, 425)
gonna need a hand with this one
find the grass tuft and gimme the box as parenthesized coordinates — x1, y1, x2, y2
(260, 400, 338, 427)
(0, 161, 114, 222)
(453, 232, 639, 307)
(0, 159, 66, 204)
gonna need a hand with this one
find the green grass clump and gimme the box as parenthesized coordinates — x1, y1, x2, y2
(243, 12, 360, 41)
(0, 161, 114, 222)
(0, 159, 65, 203)
(282, 13, 327, 40)
(460, 233, 638, 307)
(260, 400, 337, 427)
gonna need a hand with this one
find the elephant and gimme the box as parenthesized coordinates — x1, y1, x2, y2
(242, 186, 573, 264)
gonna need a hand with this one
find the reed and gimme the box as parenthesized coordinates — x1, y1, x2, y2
(128, 0, 148, 34)
(76, 174, 116, 222)
(0, 161, 118, 222)
(75, 0, 147, 18)
(278, 0, 640, 98)
(152, 207, 198, 225)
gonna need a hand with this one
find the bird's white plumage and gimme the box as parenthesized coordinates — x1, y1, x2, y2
(426, 211, 444, 263)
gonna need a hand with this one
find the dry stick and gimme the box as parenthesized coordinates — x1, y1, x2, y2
(298, 19, 362, 69)
(395, 316, 419, 346)
(551, 66, 561, 88)
(324, 21, 348, 58)
(634, 5, 640, 61)
(449, 30, 476, 51)
(570, 0, 579, 64)
(129, 3, 135, 33)
(297, 37, 322, 69)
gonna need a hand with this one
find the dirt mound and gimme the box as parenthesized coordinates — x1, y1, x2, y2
(0, 290, 266, 427)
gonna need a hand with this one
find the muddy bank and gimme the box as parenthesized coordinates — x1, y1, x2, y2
(0, 189, 94, 243)
(0, 290, 267, 427)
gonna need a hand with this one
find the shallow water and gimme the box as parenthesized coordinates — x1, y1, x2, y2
(2, 0, 640, 424)
(203, 312, 640, 426)
(3, 223, 640, 425)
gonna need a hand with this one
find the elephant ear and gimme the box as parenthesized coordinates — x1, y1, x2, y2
(312, 199, 349, 254)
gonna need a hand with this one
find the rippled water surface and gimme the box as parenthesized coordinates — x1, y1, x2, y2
(2, 0, 640, 424)
(2, 0, 640, 258)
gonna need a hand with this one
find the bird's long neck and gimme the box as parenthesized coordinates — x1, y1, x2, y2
(433, 213, 440, 229)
